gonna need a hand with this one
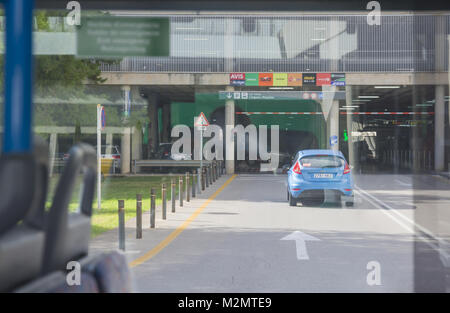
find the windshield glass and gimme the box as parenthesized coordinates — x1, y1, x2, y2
(3, 0, 450, 296)
(300, 155, 344, 168)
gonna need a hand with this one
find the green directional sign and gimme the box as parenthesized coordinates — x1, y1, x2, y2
(77, 16, 170, 58)
(245, 73, 259, 86)
(219, 91, 346, 100)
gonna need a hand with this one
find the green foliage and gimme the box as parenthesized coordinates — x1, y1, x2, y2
(34, 55, 106, 97)
(34, 102, 148, 128)
(35, 11, 50, 31)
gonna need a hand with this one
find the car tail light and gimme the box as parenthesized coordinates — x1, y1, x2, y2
(292, 161, 302, 174)
(345, 189, 352, 191)
(112, 155, 121, 159)
(343, 162, 351, 174)
(292, 188, 301, 191)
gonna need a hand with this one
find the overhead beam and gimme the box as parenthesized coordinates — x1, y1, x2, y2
(97, 72, 450, 86)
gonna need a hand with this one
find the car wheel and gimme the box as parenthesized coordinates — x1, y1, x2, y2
(345, 201, 354, 207)
(289, 192, 297, 206)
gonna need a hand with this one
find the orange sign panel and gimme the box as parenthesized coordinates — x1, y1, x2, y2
(287, 73, 303, 86)
(258, 73, 273, 86)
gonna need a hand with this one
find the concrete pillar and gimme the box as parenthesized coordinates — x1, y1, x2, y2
(131, 126, 143, 162)
(328, 100, 339, 151)
(345, 86, 356, 168)
(48, 132, 57, 177)
(225, 86, 235, 174)
(121, 128, 131, 174)
(411, 87, 424, 172)
(435, 85, 445, 171)
(147, 93, 159, 157)
(434, 16, 446, 172)
(161, 101, 171, 143)
(326, 18, 340, 152)
(105, 133, 113, 154)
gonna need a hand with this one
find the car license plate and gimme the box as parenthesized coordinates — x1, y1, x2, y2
(314, 173, 333, 179)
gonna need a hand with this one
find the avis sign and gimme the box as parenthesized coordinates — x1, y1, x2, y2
(230, 73, 245, 86)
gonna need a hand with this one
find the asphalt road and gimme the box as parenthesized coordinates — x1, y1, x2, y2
(100, 173, 450, 292)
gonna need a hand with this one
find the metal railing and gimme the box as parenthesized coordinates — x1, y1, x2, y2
(99, 14, 449, 73)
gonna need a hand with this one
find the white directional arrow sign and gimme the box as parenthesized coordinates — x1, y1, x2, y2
(280, 231, 321, 260)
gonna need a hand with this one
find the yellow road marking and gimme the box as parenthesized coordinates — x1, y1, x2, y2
(129, 174, 237, 268)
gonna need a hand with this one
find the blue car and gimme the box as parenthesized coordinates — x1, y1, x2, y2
(287, 149, 354, 207)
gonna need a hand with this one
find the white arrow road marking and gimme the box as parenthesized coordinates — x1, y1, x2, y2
(281, 231, 321, 260)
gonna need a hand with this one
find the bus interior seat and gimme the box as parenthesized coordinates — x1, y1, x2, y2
(15, 250, 133, 293)
(0, 137, 49, 292)
(14, 271, 100, 293)
(2, 141, 132, 293)
(41, 143, 96, 275)
(79, 251, 133, 293)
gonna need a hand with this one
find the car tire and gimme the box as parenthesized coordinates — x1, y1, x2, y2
(345, 201, 354, 207)
(289, 192, 297, 206)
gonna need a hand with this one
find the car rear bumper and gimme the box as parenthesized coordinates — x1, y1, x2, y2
(289, 180, 353, 199)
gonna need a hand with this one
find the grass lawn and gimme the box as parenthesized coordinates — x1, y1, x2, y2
(47, 175, 190, 237)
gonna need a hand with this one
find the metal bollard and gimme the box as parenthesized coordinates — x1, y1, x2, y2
(192, 170, 196, 198)
(210, 163, 214, 183)
(171, 179, 176, 213)
(162, 183, 167, 220)
(197, 167, 202, 194)
(205, 167, 209, 188)
(428, 151, 431, 169)
(210, 164, 214, 183)
(201, 167, 205, 191)
(179, 176, 183, 207)
(136, 194, 142, 239)
(118, 200, 125, 250)
(211, 162, 216, 182)
(209, 165, 213, 184)
(210, 164, 213, 183)
(186, 172, 190, 202)
(150, 187, 156, 228)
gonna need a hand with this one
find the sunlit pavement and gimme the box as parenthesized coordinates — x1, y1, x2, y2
(90, 173, 450, 292)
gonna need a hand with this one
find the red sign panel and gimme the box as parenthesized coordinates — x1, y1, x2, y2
(230, 73, 245, 81)
(316, 73, 331, 86)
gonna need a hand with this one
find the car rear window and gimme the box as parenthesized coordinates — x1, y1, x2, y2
(300, 155, 344, 168)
